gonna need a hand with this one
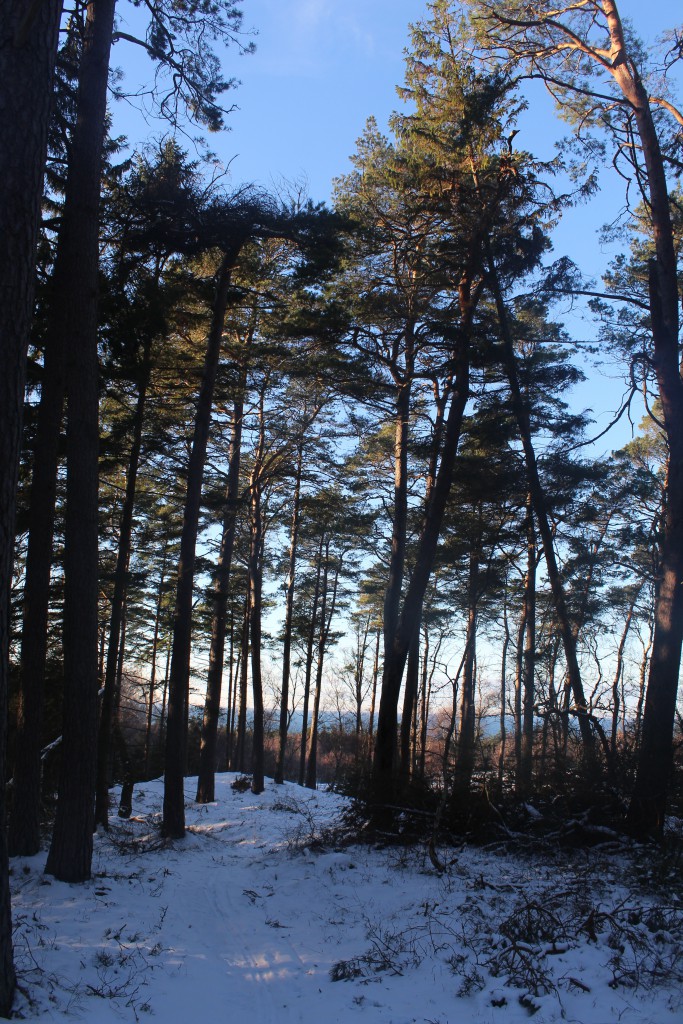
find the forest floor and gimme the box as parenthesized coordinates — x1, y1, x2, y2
(8, 774, 683, 1023)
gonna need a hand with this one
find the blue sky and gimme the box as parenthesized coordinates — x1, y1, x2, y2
(112, 1, 681, 214)
(111, 0, 682, 449)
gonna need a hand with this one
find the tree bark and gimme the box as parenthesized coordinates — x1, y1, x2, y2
(275, 443, 303, 784)
(373, 324, 471, 803)
(298, 537, 323, 786)
(0, 0, 62, 1007)
(46, 0, 117, 885)
(306, 548, 340, 790)
(486, 246, 594, 754)
(144, 541, 168, 778)
(399, 625, 420, 786)
(9, 325, 66, 857)
(162, 247, 242, 838)
(452, 550, 479, 799)
(95, 344, 151, 826)
(196, 384, 245, 802)
(519, 495, 536, 796)
(248, 396, 267, 796)
(232, 585, 251, 774)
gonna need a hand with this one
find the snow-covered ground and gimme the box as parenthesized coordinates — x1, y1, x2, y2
(9, 775, 683, 1023)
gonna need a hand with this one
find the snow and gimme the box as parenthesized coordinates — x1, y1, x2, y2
(10, 775, 683, 1023)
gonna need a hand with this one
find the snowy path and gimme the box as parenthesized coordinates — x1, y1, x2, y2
(9, 775, 682, 1024)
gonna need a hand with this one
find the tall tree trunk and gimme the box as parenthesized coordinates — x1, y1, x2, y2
(610, 593, 638, 766)
(498, 594, 510, 788)
(162, 247, 241, 838)
(486, 247, 593, 754)
(513, 604, 526, 787)
(519, 497, 537, 796)
(399, 626, 420, 786)
(248, 438, 266, 796)
(0, 0, 62, 1006)
(373, 322, 472, 803)
(96, 347, 150, 826)
(635, 613, 654, 751)
(306, 548, 339, 790)
(144, 541, 169, 778)
(383, 369, 413, 661)
(232, 586, 251, 773)
(368, 629, 380, 741)
(452, 550, 479, 800)
(196, 386, 245, 802)
(46, 0, 117, 885)
(224, 607, 237, 769)
(275, 443, 303, 783)
(298, 537, 323, 786)
(418, 629, 434, 781)
(9, 326, 66, 857)
(602, 13, 683, 821)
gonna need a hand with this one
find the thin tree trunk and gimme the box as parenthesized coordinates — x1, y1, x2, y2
(46, 0, 117, 885)
(275, 443, 303, 783)
(635, 614, 654, 751)
(232, 586, 251, 774)
(224, 608, 237, 769)
(306, 549, 339, 790)
(498, 597, 510, 789)
(163, 247, 242, 838)
(144, 542, 169, 778)
(513, 605, 525, 787)
(196, 385, 245, 802)
(519, 497, 537, 796)
(157, 639, 171, 763)
(453, 551, 479, 800)
(374, 326, 472, 803)
(9, 326, 66, 856)
(249, 424, 266, 796)
(298, 537, 323, 786)
(610, 593, 638, 761)
(399, 626, 420, 786)
(368, 629, 380, 741)
(96, 347, 150, 826)
(486, 246, 593, 754)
